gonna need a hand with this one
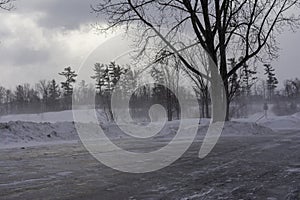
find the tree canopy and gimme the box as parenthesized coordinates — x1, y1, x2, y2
(93, 0, 300, 120)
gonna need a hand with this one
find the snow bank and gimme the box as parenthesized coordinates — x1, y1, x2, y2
(0, 121, 78, 148)
(0, 109, 285, 149)
(234, 110, 300, 131)
(220, 121, 274, 135)
(151, 120, 274, 140)
(259, 116, 300, 130)
(0, 120, 275, 149)
(0, 109, 108, 123)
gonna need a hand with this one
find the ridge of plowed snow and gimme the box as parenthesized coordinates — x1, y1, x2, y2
(0, 109, 108, 123)
(0, 120, 275, 149)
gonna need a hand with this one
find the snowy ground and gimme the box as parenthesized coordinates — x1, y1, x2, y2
(0, 132, 299, 199)
(0, 110, 299, 199)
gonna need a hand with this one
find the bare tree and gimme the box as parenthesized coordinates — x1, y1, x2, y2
(151, 52, 181, 121)
(0, 0, 14, 11)
(36, 80, 50, 100)
(178, 47, 211, 118)
(93, 0, 300, 121)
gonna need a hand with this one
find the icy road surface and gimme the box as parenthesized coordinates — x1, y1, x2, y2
(0, 132, 299, 200)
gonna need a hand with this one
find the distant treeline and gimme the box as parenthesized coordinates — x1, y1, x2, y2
(0, 63, 185, 121)
(1, 61, 300, 119)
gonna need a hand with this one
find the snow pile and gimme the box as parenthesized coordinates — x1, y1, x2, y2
(0, 120, 275, 149)
(259, 115, 300, 130)
(0, 109, 108, 123)
(0, 121, 78, 148)
(234, 110, 300, 131)
(193, 121, 274, 139)
(220, 121, 274, 135)
(292, 112, 300, 119)
(151, 120, 274, 140)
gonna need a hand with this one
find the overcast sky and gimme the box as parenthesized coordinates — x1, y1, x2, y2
(0, 0, 300, 89)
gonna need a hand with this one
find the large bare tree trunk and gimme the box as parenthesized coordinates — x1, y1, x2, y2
(209, 60, 227, 123)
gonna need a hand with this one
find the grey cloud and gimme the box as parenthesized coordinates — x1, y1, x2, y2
(14, 0, 102, 30)
(0, 44, 50, 66)
(13, 48, 50, 65)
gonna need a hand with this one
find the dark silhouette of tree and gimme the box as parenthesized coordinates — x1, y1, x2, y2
(48, 79, 61, 110)
(15, 85, 25, 110)
(13, 84, 40, 114)
(49, 79, 60, 100)
(59, 67, 77, 97)
(59, 67, 77, 110)
(227, 58, 257, 100)
(226, 58, 257, 118)
(240, 61, 257, 97)
(227, 58, 241, 102)
(264, 64, 278, 101)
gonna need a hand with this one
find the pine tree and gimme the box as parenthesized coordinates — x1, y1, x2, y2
(240, 60, 257, 97)
(119, 67, 136, 97)
(59, 67, 77, 110)
(49, 79, 60, 101)
(264, 64, 278, 101)
(91, 63, 106, 94)
(59, 67, 77, 96)
(109, 62, 126, 88)
(91, 62, 127, 93)
(91, 62, 127, 121)
(227, 58, 257, 99)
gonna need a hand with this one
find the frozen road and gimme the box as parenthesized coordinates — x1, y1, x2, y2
(0, 131, 299, 200)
